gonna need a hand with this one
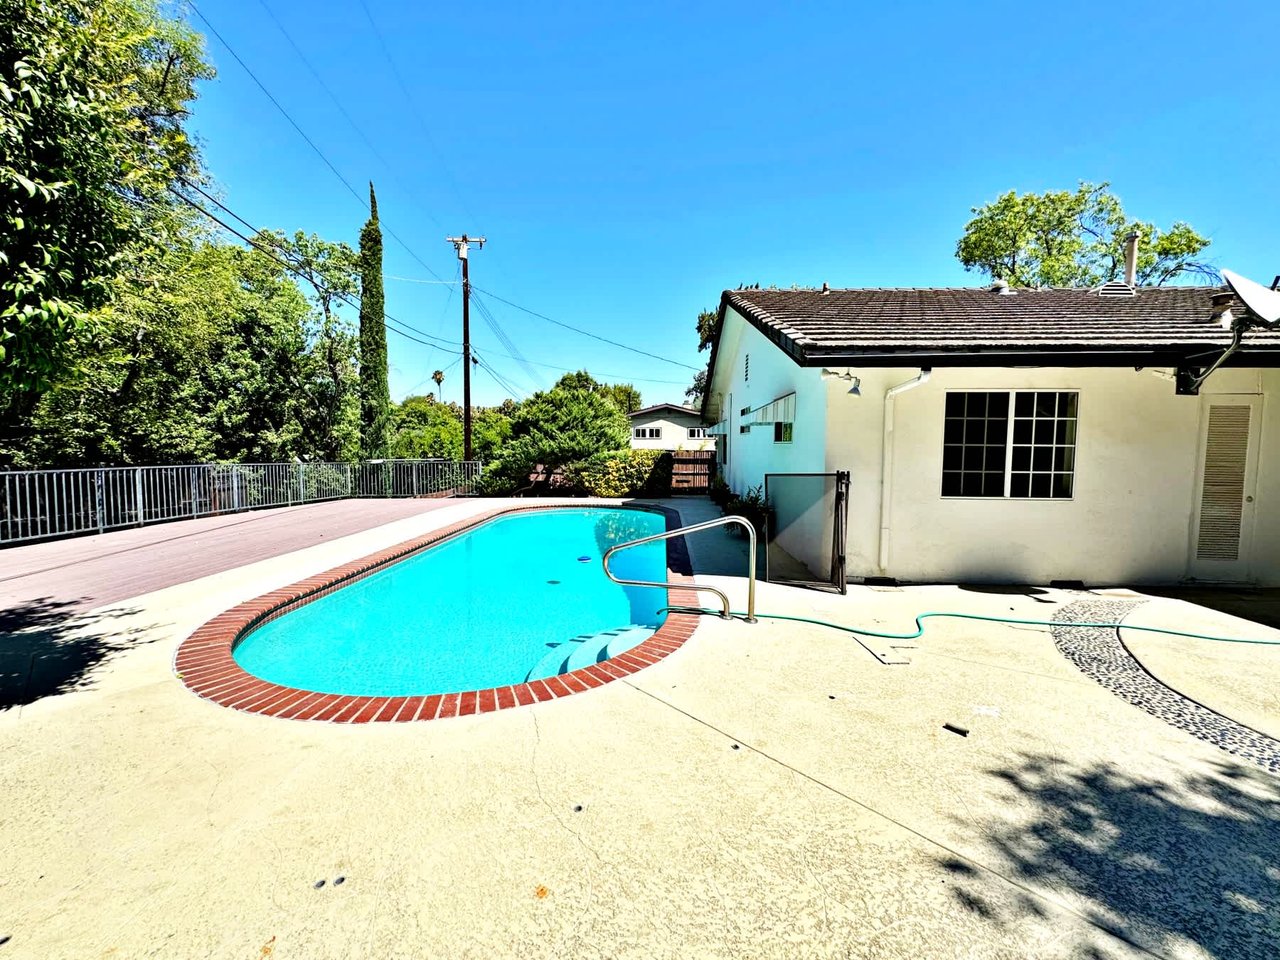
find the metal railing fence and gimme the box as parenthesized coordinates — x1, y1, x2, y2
(1, 459, 481, 546)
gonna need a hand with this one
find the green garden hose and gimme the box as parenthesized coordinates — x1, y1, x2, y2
(660, 608, 1280, 646)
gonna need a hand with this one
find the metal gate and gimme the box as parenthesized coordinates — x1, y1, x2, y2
(763, 471, 849, 593)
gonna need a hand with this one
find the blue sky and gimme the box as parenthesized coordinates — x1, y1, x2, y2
(186, 0, 1280, 408)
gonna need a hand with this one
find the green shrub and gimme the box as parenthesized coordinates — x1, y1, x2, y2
(724, 483, 770, 536)
(708, 474, 731, 506)
(563, 449, 671, 498)
(476, 385, 630, 496)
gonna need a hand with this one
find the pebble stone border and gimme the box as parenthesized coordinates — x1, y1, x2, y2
(173, 503, 702, 723)
(1052, 597, 1280, 775)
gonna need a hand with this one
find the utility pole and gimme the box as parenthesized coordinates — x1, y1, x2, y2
(446, 234, 485, 461)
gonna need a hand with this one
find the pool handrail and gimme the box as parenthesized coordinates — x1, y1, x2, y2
(601, 515, 758, 623)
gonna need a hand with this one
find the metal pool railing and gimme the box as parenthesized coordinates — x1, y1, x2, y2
(0, 459, 481, 546)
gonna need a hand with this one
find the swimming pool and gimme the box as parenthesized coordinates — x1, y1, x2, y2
(235, 508, 666, 695)
(174, 505, 703, 722)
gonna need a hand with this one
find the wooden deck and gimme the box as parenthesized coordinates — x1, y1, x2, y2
(0, 498, 457, 621)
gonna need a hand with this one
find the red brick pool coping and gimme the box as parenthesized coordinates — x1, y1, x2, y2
(174, 503, 702, 722)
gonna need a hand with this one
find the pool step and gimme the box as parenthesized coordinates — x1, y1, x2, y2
(525, 624, 654, 682)
(563, 624, 652, 673)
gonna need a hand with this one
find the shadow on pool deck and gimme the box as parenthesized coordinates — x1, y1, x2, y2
(0, 597, 152, 711)
(1141, 587, 1280, 633)
(943, 751, 1280, 959)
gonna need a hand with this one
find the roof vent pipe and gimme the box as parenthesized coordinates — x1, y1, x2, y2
(991, 279, 1016, 295)
(821, 282, 830, 295)
(1123, 231, 1140, 288)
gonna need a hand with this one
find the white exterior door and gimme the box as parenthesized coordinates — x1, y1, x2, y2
(1189, 395, 1262, 581)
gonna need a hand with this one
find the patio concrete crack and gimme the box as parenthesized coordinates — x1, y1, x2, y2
(528, 706, 600, 954)
(621, 679, 1169, 960)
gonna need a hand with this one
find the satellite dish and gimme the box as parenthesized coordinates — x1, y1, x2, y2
(1222, 269, 1280, 328)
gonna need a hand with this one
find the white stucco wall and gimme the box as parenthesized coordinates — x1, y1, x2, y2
(707, 308, 831, 575)
(628, 409, 713, 451)
(710, 304, 1280, 586)
(824, 365, 1280, 586)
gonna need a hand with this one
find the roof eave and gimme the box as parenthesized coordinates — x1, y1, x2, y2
(799, 346, 1280, 368)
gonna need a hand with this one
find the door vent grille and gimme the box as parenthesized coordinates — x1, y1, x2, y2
(1196, 405, 1251, 561)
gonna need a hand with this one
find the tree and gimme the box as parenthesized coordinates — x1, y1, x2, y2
(389, 395, 462, 460)
(478, 384, 629, 493)
(357, 183, 390, 458)
(431, 369, 445, 401)
(955, 182, 1216, 288)
(261, 230, 361, 462)
(685, 308, 718, 406)
(471, 407, 512, 462)
(14, 236, 319, 466)
(601, 382, 642, 414)
(554, 370, 600, 392)
(1, 0, 212, 431)
(551, 370, 641, 413)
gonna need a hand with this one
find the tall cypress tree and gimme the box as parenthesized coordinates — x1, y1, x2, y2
(358, 183, 390, 459)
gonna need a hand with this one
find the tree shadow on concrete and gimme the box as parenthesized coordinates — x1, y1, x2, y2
(941, 751, 1280, 959)
(0, 596, 155, 711)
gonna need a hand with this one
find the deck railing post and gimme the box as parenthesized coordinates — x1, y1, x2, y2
(94, 469, 105, 534)
(134, 468, 144, 526)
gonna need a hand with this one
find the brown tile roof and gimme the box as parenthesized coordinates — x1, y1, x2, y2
(720, 286, 1280, 366)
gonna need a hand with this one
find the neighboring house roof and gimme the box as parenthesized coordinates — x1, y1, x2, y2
(714, 285, 1280, 370)
(628, 403, 700, 419)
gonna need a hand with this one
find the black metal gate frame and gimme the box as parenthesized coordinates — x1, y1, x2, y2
(762, 471, 850, 595)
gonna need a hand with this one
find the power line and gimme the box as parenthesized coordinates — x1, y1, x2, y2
(170, 185, 461, 354)
(468, 285, 701, 371)
(356, 0, 479, 231)
(473, 353, 527, 400)
(177, 179, 462, 349)
(187, 3, 697, 382)
(187, 0, 450, 283)
(254, 0, 447, 233)
(187, 1, 364, 209)
(475, 350, 690, 386)
(470, 293, 543, 390)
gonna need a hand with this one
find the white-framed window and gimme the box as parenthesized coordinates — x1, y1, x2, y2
(773, 422, 793, 443)
(633, 426, 662, 439)
(941, 390, 1078, 499)
(687, 426, 709, 439)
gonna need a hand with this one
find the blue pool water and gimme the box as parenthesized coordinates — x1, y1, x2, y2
(234, 508, 669, 696)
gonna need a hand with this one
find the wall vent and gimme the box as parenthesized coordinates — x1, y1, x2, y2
(1097, 279, 1137, 297)
(744, 354, 750, 382)
(1195, 404, 1251, 561)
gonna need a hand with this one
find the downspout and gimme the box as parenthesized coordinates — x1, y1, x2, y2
(878, 368, 932, 573)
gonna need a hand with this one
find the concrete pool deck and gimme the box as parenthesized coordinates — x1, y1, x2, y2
(1, 497, 1278, 959)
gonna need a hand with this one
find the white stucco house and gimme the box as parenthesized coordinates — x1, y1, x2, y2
(702, 280, 1280, 586)
(628, 404, 713, 452)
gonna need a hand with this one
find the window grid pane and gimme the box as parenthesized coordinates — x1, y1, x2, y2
(942, 390, 1077, 500)
(940, 391, 1009, 498)
(1008, 389, 1077, 500)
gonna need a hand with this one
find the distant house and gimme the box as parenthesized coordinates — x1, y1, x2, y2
(702, 279, 1280, 586)
(628, 403, 713, 452)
